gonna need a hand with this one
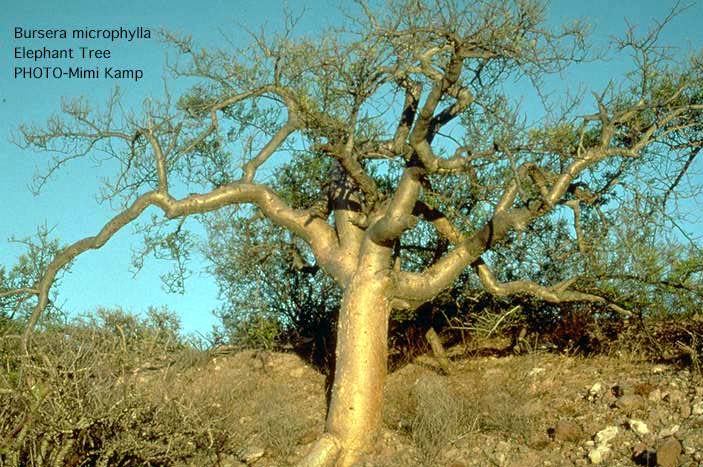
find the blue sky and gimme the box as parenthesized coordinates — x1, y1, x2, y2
(1, 0, 701, 336)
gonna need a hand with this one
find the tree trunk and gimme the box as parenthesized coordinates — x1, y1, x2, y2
(299, 250, 392, 467)
(425, 327, 451, 375)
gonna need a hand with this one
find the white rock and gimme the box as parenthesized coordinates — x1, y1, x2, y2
(588, 445, 610, 464)
(588, 382, 604, 401)
(660, 425, 680, 438)
(628, 419, 649, 435)
(692, 400, 703, 415)
(683, 441, 696, 456)
(595, 426, 619, 445)
(590, 382, 603, 394)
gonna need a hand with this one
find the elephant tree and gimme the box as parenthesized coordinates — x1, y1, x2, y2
(8, 1, 702, 465)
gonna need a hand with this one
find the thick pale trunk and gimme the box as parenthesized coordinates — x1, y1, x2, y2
(299, 249, 392, 467)
(327, 270, 390, 465)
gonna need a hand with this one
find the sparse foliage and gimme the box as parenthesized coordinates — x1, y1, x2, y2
(0, 225, 67, 331)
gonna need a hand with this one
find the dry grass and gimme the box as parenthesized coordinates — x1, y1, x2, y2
(409, 374, 479, 463)
(0, 316, 325, 466)
(0, 323, 210, 466)
(1, 308, 701, 466)
(384, 366, 482, 464)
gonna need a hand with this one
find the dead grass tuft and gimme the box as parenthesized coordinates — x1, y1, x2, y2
(410, 374, 479, 462)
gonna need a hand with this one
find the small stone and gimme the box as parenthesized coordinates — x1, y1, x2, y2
(664, 389, 685, 404)
(679, 403, 691, 418)
(691, 400, 703, 415)
(651, 365, 667, 374)
(659, 425, 680, 438)
(612, 383, 632, 397)
(444, 447, 461, 460)
(238, 446, 265, 464)
(656, 437, 682, 467)
(529, 431, 551, 450)
(528, 367, 545, 376)
(648, 388, 663, 402)
(588, 445, 610, 464)
(588, 382, 604, 401)
(554, 419, 584, 442)
(632, 442, 647, 454)
(682, 430, 703, 456)
(648, 407, 669, 426)
(634, 383, 655, 397)
(595, 426, 619, 446)
(299, 430, 318, 445)
(615, 394, 645, 414)
(496, 441, 510, 452)
(628, 419, 649, 435)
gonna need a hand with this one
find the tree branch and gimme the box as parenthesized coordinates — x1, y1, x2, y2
(20, 181, 349, 353)
(412, 201, 464, 244)
(368, 167, 423, 245)
(473, 258, 630, 315)
(394, 206, 536, 305)
(0, 288, 39, 298)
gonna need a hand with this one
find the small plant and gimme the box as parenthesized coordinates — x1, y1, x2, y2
(227, 314, 282, 350)
(0, 310, 224, 466)
(409, 375, 479, 463)
(467, 305, 524, 339)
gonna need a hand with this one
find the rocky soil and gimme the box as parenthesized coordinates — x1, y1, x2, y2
(164, 347, 702, 467)
(380, 353, 703, 467)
